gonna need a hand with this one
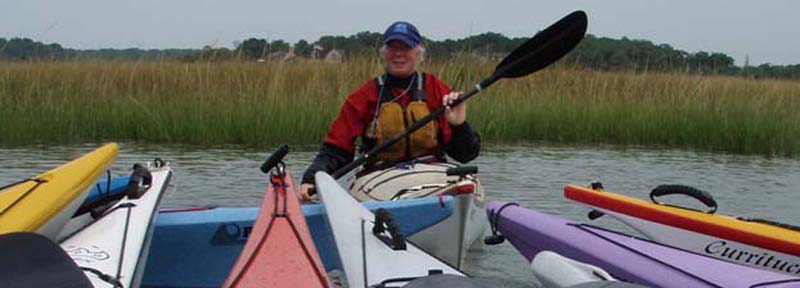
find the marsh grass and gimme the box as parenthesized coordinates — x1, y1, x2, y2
(1, 58, 798, 156)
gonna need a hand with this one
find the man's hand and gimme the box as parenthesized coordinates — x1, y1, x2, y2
(297, 183, 314, 202)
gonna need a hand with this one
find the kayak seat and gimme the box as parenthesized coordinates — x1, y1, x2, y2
(0, 232, 92, 288)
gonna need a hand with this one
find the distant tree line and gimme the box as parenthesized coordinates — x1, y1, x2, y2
(569, 35, 739, 74)
(0, 38, 196, 61)
(2, 34, 800, 80)
(0, 38, 67, 60)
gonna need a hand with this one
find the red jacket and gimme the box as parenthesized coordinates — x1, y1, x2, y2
(324, 73, 454, 153)
(301, 72, 480, 185)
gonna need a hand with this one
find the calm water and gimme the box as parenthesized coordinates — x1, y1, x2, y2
(2, 143, 798, 287)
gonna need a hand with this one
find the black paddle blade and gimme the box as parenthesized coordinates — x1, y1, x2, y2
(493, 10, 588, 80)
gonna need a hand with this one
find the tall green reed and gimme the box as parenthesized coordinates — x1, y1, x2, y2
(1, 59, 797, 156)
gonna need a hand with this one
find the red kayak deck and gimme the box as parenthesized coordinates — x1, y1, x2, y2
(223, 172, 329, 288)
(564, 184, 800, 257)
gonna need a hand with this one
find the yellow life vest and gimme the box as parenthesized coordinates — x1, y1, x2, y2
(368, 72, 439, 163)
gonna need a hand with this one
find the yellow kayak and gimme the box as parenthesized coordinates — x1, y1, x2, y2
(0, 143, 118, 239)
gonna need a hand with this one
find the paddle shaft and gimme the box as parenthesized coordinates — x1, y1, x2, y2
(331, 78, 492, 179)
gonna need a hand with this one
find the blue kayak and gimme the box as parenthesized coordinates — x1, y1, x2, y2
(141, 196, 455, 288)
(76, 175, 130, 215)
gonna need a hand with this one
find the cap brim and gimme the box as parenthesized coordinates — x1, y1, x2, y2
(384, 35, 418, 48)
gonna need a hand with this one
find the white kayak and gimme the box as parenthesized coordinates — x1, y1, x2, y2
(316, 171, 466, 288)
(349, 162, 487, 268)
(60, 160, 173, 288)
(531, 251, 619, 288)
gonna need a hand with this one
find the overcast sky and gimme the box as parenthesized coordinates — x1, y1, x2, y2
(3, 0, 798, 65)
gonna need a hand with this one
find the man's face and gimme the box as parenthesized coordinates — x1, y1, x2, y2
(384, 40, 418, 78)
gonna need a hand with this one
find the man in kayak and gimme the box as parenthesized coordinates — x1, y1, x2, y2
(297, 21, 481, 201)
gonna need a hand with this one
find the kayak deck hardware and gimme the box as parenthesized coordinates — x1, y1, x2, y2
(444, 166, 477, 178)
(649, 185, 717, 214)
(95, 170, 112, 200)
(270, 162, 288, 218)
(126, 164, 153, 200)
(484, 202, 519, 245)
(586, 181, 606, 220)
(391, 184, 447, 200)
(0, 178, 49, 214)
(738, 217, 800, 232)
(372, 208, 406, 250)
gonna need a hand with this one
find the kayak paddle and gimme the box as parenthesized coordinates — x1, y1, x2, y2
(332, 10, 589, 179)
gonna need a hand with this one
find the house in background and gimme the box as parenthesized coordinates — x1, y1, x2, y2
(324, 49, 344, 63)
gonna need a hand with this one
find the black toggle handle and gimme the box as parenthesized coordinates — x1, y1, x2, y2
(260, 145, 289, 174)
(445, 166, 478, 177)
(484, 234, 506, 245)
(650, 184, 717, 214)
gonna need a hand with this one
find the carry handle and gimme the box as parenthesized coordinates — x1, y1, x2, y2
(650, 184, 717, 214)
(373, 208, 406, 250)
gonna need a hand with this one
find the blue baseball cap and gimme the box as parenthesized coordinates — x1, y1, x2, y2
(383, 21, 422, 48)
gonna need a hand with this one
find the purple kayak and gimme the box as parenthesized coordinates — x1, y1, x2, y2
(486, 201, 800, 288)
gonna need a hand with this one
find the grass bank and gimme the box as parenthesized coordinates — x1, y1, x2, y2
(1, 59, 798, 156)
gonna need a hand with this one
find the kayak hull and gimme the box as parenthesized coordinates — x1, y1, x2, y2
(350, 162, 487, 268)
(0, 143, 118, 239)
(487, 200, 800, 288)
(61, 164, 172, 288)
(530, 251, 618, 288)
(223, 171, 329, 288)
(142, 196, 454, 288)
(408, 193, 487, 269)
(318, 172, 465, 288)
(564, 184, 800, 276)
(57, 174, 133, 242)
(83, 175, 131, 207)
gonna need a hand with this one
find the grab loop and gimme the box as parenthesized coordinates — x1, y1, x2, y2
(484, 202, 519, 245)
(373, 208, 406, 250)
(650, 184, 717, 214)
